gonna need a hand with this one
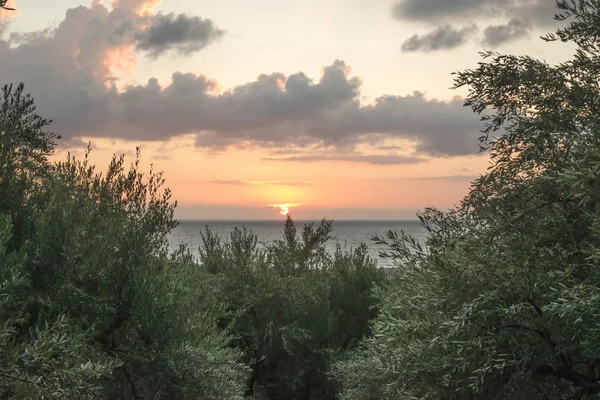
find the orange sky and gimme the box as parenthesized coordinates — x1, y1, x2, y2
(53, 137, 487, 219)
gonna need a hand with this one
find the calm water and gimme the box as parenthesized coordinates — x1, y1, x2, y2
(168, 220, 428, 268)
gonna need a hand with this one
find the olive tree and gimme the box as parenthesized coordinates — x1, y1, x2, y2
(332, 1, 600, 399)
(0, 83, 249, 398)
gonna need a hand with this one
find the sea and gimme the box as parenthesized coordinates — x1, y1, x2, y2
(167, 220, 428, 268)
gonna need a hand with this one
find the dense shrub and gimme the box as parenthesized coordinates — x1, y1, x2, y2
(0, 87, 249, 399)
(199, 217, 385, 399)
(0, 215, 115, 399)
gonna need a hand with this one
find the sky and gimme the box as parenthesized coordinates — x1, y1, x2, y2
(0, 0, 573, 220)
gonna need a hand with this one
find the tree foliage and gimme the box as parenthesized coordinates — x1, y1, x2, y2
(0, 215, 115, 400)
(0, 88, 249, 398)
(332, 1, 600, 399)
(12, 2, 600, 399)
(0, 80, 386, 399)
(199, 217, 385, 399)
(0, 83, 59, 250)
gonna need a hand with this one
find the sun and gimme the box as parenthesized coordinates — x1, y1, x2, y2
(267, 203, 302, 217)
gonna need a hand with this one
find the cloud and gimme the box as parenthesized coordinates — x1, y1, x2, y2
(392, 0, 561, 48)
(0, 3, 483, 158)
(482, 18, 532, 46)
(403, 175, 478, 182)
(151, 154, 172, 160)
(58, 138, 95, 149)
(135, 13, 224, 58)
(393, 0, 498, 22)
(110, 0, 162, 15)
(393, 0, 556, 26)
(0, 0, 19, 37)
(209, 180, 313, 187)
(114, 149, 135, 157)
(265, 203, 303, 213)
(261, 154, 427, 165)
(0, 18, 9, 37)
(401, 24, 476, 52)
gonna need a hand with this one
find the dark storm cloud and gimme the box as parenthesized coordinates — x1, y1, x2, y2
(0, 2, 484, 158)
(209, 180, 313, 187)
(135, 13, 224, 58)
(401, 25, 476, 52)
(482, 18, 532, 46)
(261, 154, 427, 165)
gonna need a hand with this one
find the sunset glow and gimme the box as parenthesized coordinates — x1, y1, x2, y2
(268, 203, 302, 217)
(1, 0, 567, 220)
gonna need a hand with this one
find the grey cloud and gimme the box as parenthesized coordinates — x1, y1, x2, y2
(401, 25, 476, 52)
(58, 138, 94, 149)
(393, 0, 498, 22)
(0, 3, 483, 158)
(513, 1, 560, 28)
(312, 92, 482, 155)
(135, 13, 224, 58)
(209, 180, 313, 187)
(0, 19, 9, 37)
(482, 18, 532, 46)
(9, 28, 53, 45)
(115, 149, 135, 157)
(151, 154, 172, 160)
(261, 154, 427, 165)
(393, 0, 559, 28)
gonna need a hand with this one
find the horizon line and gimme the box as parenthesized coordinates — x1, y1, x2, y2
(176, 218, 422, 222)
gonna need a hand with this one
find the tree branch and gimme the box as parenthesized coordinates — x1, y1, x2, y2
(505, 323, 557, 349)
(527, 297, 544, 317)
(121, 366, 145, 400)
(0, 1, 15, 11)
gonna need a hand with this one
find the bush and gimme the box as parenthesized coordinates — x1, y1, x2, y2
(0, 86, 248, 398)
(0, 215, 116, 399)
(200, 217, 385, 399)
